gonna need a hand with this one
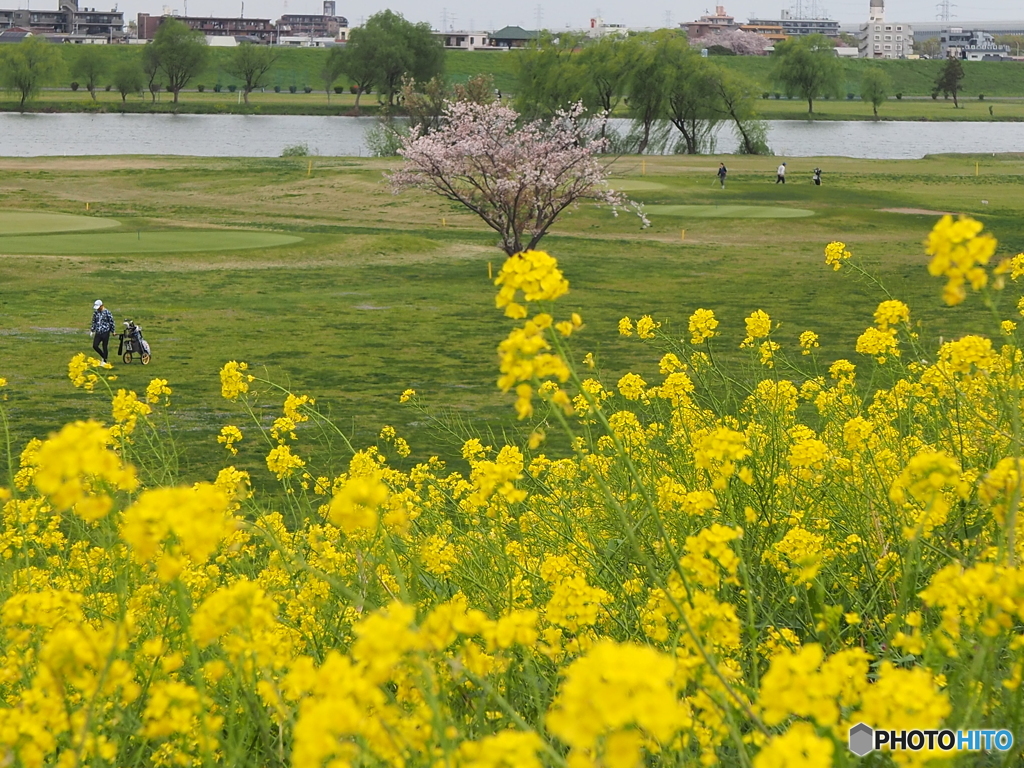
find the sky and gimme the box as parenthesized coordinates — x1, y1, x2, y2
(100, 0, 1023, 33)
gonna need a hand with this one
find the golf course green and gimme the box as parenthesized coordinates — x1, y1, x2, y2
(644, 204, 815, 218)
(0, 211, 120, 235)
(0, 230, 303, 255)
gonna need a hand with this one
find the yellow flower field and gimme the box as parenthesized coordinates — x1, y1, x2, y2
(2, 216, 1024, 767)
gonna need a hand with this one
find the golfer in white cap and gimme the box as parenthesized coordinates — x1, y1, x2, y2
(90, 299, 115, 363)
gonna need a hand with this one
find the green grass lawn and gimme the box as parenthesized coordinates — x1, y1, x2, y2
(1, 152, 1022, 491)
(0, 210, 119, 234)
(9, 47, 1023, 117)
(643, 204, 815, 218)
(753, 95, 1024, 121)
(0, 230, 302, 254)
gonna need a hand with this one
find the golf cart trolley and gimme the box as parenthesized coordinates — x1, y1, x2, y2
(118, 319, 151, 365)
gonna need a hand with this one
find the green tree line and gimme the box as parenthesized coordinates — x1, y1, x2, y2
(513, 30, 771, 155)
(0, 10, 443, 111)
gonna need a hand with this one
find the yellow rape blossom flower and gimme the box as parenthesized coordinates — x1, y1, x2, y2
(68, 352, 104, 390)
(547, 640, 692, 767)
(120, 484, 238, 581)
(329, 474, 388, 533)
(555, 312, 584, 337)
(855, 326, 899, 363)
(824, 240, 852, 270)
(145, 377, 172, 405)
(688, 307, 719, 344)
(219, 360, 253, 400)
(111, 389, 151, 436)
(759, 340, 780, 368)
(742, 310, 772, 348)
(456, 731, 544, 768)
(616, 372, 646, 400)
(283, 393, 314, 423)
(494, 250, 569, 319)
(694, 426, 752, 490)
(925, 214, 998, 306)
(890, 450, 969, 540)
(217, 425, 243, 455)
(266, 444, 305, 480)
(635, 314, 660, 339)
(399, 388, 416, 402)
(1001, 320, 1017, 335)
(874, 299, 910, 330)
(753, 722, 834, 768)
(617, 317, 633, 336)
(799, 330, 819, 355)
(32, 420, 137, 516)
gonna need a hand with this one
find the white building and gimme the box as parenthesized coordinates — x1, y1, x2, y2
(432, 30, 492, 49)
(857, 0, 913, 58)
(939, 28, 1011, 60)
(586, 17, 628, 38)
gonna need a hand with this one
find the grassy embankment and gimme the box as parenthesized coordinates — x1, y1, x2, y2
(1, 152, 1023, 488)
(3, 46, 1022, 116)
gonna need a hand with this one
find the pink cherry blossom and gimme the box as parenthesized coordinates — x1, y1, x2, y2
(389, 100, 648, 256)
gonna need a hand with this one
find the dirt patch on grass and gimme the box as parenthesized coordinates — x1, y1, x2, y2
(878, 207, 955, 216)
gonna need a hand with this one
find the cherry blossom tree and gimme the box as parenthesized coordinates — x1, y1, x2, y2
(389, 101, 647, 257)
(703, 29, 770, 56)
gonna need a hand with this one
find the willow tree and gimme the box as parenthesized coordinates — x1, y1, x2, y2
(772, 34, 842, 114)
(226, 42, 279, 105)
(0, 36, 63, 111)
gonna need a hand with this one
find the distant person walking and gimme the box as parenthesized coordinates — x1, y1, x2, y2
(90, 299, 114, 364)
(776, 162, 787, 184)
(717, 162, 727, 189)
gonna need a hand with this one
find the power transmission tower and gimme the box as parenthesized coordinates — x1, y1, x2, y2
(935, 0, 955, 22)
(664, 10, 673, 27)
(534, 4, 543, 30)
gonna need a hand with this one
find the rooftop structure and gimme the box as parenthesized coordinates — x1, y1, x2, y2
(739, 22, 787, 43)
(911, 20, 1024, 41)
(432, 29, 492, 49)
(137, 11, 274, 41)
(747, 10, 839, 37)
(685, 6, 737, 40)
(940, 27, 1011, 60)
(856, 0, 912, 58)
(488, 25, 538, 48)
(586, 17, 628, 38)
(276, 2, 348, 41)
(0, 0, 124, 41)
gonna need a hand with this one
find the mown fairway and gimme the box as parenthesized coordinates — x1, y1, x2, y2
(1, 152, 1023, 487)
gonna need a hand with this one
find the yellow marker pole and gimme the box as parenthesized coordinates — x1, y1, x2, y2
(85, 202, 90, 211)
(442, 217, 447, 227)
(488, 261, 493, 279)
(307, 160, 312, 176)
(681, 229, 686, 241)
(976, 161, 979, 176)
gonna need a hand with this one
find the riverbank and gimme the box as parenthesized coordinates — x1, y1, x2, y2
(1, 46, 1021, 117)
(6, 88, 1024, 121)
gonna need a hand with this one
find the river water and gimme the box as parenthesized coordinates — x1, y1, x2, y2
(0, 112, 1022, 159)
